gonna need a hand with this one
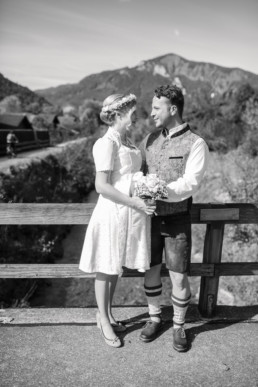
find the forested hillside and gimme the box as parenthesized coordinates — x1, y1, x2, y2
(0, 73, 51, 112)
(36, 53, 258, 152)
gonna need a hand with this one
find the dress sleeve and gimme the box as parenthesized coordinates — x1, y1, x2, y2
(93, 138, 116, 172)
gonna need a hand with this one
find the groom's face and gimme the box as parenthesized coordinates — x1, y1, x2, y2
(151, 96, 172, 128)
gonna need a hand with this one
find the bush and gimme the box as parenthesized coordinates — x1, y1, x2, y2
(0, 138, 96, 306)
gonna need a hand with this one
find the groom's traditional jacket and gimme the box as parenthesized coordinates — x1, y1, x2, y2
(139, 123, 209, 216)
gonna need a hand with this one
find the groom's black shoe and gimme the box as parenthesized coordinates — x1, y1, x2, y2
(173, 326, 188, 352)
(139, 319, 162, 343)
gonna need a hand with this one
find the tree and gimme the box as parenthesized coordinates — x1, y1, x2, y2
(79, 99, 102, 136)
(32, 115, 51, 130)
(42, 104, 62, 116)
(62, 105, 77, 116)
(79, 99, 101, 119)
(242, 131, 258, 157)
(236, 83, 255, 105)
(0, 95, 22, 113)
(25, 102, 41, 114)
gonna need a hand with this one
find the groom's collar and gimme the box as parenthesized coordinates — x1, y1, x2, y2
(162, 122, 189, 139)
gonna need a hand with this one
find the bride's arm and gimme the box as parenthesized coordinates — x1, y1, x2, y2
(95, 171, 155, 215)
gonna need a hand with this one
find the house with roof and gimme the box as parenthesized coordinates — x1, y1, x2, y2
(0, 113, 33, 130)
(27, 113, 60, 130)
(42, 114, 60, 129)
(28, 113, 61, 144)
(55, 114, 80, 142)
(0, 113, 50, 156)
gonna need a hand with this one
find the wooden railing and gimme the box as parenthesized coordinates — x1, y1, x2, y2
(0, 203, 258, 317)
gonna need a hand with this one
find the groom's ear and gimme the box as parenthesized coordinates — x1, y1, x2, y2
(170, 105, 177, 116)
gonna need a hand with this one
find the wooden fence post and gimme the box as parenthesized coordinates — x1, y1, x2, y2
(198, 222, 225, 317)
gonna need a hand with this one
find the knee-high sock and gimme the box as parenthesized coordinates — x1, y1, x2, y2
(144, 283, 162, 322)
(171, 293, 191, 329)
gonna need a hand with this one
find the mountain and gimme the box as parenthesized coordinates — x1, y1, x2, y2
(35, 53, 258, 152)
(36, 53, 258, 112)
(0, 73, 51, 109)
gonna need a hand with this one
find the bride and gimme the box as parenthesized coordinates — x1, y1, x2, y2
(79, 93, 155, 347)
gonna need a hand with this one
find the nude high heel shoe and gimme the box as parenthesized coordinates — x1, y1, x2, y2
(96, 313, 121, 348)
(96, 312, 101, 329)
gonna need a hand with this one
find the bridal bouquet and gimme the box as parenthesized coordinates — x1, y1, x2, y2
(132, 172, 168, 201)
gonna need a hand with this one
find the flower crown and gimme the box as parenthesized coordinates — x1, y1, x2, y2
(102, 94, 137, 113)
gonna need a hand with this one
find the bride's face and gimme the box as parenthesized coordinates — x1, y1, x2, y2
(123, 107, 137, 131)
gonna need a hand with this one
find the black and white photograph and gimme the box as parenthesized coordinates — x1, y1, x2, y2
(0, 0, 258, 386)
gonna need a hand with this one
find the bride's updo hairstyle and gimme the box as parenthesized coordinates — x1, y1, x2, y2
(100, 93, 137, 125)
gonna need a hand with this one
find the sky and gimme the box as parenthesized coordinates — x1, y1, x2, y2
(0, 0, 258, 90)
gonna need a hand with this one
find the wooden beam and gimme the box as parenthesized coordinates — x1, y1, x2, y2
(214, 262, 258, 276)
(123, 263, 214, 278)
(191, 203, 258, 224)
(0, 203, 95, 225)
(1, 262, 256, 279)
(0, 263, 214, 279)
(200, 208, 239, 222)
(198, 222, 225, 317)
(0, 203, 257, 225)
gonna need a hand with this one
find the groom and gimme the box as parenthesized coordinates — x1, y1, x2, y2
(139, 84, 209, 351)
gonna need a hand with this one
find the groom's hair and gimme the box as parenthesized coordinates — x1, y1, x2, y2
(154, 85, 184, 118)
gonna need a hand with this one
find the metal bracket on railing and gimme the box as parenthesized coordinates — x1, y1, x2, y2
(207, 294, 214, 316)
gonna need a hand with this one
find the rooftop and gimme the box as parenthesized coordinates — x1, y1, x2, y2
(0, 113, 32, 129)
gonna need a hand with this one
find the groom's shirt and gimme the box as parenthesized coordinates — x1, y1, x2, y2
(139, 123, 209, 215)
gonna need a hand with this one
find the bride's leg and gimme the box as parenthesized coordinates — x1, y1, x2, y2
(108, 275, 119, 324)
(95, 272, 117, 340)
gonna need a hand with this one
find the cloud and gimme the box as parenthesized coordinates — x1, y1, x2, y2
(174, 29, 180, 37)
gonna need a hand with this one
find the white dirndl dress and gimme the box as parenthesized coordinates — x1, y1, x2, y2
(79, 128, 151, 275)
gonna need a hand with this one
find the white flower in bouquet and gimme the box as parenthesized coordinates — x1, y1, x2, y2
(132, 172, 168, 200)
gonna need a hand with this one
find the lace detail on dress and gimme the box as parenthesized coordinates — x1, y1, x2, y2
(105, 127, 122, 148)
(105, 127, 137, 150)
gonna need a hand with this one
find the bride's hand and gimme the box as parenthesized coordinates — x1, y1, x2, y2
(130, 197, 156, 216)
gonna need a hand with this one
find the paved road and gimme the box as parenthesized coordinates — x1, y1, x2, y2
(1, 306, 257, 387)
(0, 139, 86, 174)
